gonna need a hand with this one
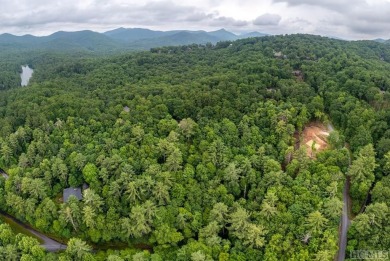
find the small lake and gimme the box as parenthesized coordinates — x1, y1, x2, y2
(20, 65, 33, 86)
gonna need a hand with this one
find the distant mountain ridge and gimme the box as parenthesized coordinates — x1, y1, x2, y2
(0, 28, 269, 53)
(104, 28, 170, 42)
(373, 38, 390, 44)
(103, 28, 265, 43)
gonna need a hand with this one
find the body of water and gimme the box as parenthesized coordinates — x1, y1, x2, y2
(20, 65, 33, 86)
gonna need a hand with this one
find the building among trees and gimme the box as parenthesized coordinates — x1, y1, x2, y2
(63, 187, 82, 202)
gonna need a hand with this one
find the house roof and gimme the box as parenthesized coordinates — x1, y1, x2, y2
(63, 187, 82, 202)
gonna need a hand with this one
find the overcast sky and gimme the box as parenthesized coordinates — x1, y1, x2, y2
(0, 0, 389, 39)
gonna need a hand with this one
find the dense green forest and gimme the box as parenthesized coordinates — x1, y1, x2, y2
(1, 34, 390, 260)
(0, 28, 266, 91)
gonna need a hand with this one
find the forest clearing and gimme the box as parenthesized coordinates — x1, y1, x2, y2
(301, 122, 331, 157)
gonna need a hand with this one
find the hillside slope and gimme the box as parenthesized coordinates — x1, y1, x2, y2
(0, 34, 390, 260)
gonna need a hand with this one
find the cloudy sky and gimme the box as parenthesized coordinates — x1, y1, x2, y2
(0, 0, 389, 39)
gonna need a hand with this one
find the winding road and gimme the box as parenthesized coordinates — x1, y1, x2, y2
(326, 123, 351, 261)
(27, 227, 67, 252)
(0, 211, 67, 252)
(337, 180, 351, 261)
(1, 170, 66, 251)
(0, 168, 9, 179)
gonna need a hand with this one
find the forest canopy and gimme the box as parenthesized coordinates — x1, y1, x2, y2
(0, 34, 390, 260)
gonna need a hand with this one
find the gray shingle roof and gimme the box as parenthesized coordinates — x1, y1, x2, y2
(63, 187, 82, 202)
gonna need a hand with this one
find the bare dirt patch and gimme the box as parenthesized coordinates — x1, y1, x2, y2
(300, 122, 331, 158)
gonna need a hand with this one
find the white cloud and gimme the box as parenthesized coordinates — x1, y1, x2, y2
(253, 14, 282, 26)
(0, 0, 389, 39)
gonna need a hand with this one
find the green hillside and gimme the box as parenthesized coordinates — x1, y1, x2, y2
(0, 34, 390, 260)
(0, 28, 269, 90)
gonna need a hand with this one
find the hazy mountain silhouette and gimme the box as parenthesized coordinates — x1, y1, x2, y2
(0, 28, 269, 53)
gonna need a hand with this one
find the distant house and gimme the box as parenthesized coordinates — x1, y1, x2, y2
(63, 187, 83, 202)
(274, 51, 283, 58)
(123, 106, 130, 113)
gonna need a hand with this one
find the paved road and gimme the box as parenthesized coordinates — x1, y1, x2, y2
(0, 168, 9, 179)
(0, 211, 67, 252)
(337, 180, 351, 261)
(26, 225, 67, 252)
(2, 171, 66, 251)
(2, 170, 66, 251)
(326, 123, 351, 261)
